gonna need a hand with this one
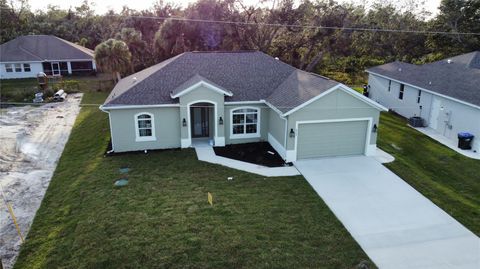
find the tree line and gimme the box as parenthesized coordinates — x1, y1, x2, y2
(1, 0, 479, 84)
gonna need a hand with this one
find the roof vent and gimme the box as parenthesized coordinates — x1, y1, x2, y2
(275, 57, 279, 60)
(132, 77, 137, 83)
(429, 81, 432, 85)
(447, 59, 452, 64)
(398, 68, 402, 72)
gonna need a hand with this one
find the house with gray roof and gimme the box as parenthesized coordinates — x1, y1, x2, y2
(366, 51, 480, 154)
(0, 35, 96, 79)
(101, 51, 386, 162)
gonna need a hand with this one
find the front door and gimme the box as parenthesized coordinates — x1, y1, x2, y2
(191, 107, 209, 137)
(51, 62, 60, 76)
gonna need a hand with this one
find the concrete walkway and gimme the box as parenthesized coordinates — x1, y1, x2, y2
(194, 144, 300, 177)
(413, 126, 480, 160)
(295, 156, 480, 269)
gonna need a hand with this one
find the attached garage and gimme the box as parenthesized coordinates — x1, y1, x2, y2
(296, 119, 371, 160)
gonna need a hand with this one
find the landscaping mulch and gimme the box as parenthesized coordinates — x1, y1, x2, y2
(213, 142, 288, 167)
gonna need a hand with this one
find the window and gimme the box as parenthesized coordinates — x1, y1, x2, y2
(23, 63, 31, 72)
(5, 64, 12, 72)
(231, 107, 260, 138)
(135, 113, 155, 141)
(417, 90, 421, 103)
(14, 63, 22, 72)
(398, 84, 404, 100)
(388, 80, 391, 92)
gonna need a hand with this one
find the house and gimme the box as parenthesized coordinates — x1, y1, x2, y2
(366, 51, 480, 153)
(100, 51, 386, 162)
(0, 35, 96, 79)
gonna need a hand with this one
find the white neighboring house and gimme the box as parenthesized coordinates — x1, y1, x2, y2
(0, 35, 96, 79)
(366, 51, 480, 154)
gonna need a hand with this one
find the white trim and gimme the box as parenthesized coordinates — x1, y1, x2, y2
(282, 84, 387, 117)
(292, 117, 373, 162)
(171, 81, 233, 98)
(286, 150, 296, 163)
(367, 71, 480, 110)
(51, 62, 61, 76)
(225, 101, 264, 105)
(268, 133, 286, 159)
(67, 62, 72, 74)
(101, 104, 180, 110)
(181, 138, 191, 148)
(229, 106, 261, 139)
(187, 100, 218, 146)
(366, 144, 377, 156)
(214, 136, 225, 147)
(134, 112, 157, 142)
(108, 112, 116, 152)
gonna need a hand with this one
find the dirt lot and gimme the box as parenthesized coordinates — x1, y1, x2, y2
(0, 94, 82, 269)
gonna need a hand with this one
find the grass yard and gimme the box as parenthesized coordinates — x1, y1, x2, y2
(377, 112, 480, 235)
(14, 91, 373, 268)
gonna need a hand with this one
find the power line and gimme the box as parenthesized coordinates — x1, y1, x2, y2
(106, 14, 480, 36)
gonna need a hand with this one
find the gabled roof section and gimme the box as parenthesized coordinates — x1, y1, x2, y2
(366, 51, 480, 107)
(0, 35, 94, 62)
(170, 74, 233, 98)
(265, 70, 339, 113)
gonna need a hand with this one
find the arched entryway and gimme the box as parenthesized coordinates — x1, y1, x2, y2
(188, 101, 217, 144)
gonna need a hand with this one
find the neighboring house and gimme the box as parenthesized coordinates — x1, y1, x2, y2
(100, 51, 386, 162)
(367, 51, 480, 153)
(0, 35, 96, 79)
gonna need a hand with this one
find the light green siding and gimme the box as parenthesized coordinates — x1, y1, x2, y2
(268, 108, 286, 147)
(297, 121, 368, 159)
(286, 89, 380, 150)
(179, 85, 225, 139)
(224, 105, 269, 144)
(109, 107, 181, 152)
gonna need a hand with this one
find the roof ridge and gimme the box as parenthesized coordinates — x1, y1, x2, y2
(17, 37, 43, 61)
(53, 36, 94, 56)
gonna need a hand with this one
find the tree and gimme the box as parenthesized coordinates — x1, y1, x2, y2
(115, 28, 149, 71)
(94, 39, 132, 82)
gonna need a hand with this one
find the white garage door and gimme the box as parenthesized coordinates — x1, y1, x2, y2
(297, 120, 369, 159)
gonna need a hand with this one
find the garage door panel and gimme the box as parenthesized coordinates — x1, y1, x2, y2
(297, 121, 368, 159)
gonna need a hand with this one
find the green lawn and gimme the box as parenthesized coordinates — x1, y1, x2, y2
(14, 92, 373, 268)
(377, 112, 480, 235)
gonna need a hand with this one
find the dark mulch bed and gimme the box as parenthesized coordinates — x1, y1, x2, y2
(214, 142, 290, 167)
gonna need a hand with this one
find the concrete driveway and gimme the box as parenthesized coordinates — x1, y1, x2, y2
(295, 156, 480, 269)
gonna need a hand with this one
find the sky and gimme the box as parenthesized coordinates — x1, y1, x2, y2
(28, 0, 442, 17)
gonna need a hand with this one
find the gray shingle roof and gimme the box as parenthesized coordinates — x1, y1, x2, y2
(0, 35, 94, 62)
(104, 51, 340, 113)
(266, 70, 339, 113)
(367, 51, 480, 107)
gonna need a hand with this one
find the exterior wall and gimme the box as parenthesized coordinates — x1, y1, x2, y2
(429, 95, 480, 152)
(285, 88, 380, 160)
(179, 85, 225, 147)
(369, 73, 480, 152)
(224, 104, 269, 145)
(368, 74, 433, 120)
(0, 62, 43, 79)
(267, 108, 287, 158)
(109, 107, 181, 152)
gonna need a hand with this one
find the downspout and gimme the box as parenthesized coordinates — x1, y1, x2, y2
(99, 105, 115, 154)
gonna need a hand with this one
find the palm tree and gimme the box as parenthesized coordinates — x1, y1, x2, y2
(94, 39, 132, 82)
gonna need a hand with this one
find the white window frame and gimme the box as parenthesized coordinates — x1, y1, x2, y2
(14, 63, 22, 72)
(230, 106, 261, 139)
(5, 64, 13, 72)
(23, 63, 31, 72)
(134, 112, 156, 142)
